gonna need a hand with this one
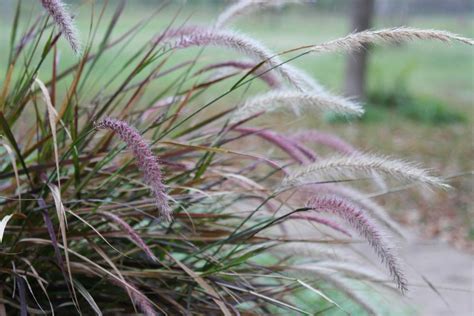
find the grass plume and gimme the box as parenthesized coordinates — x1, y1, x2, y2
(306, 195, 407, 293)
(94, 118, 171, 221)
(308, 27, 474, 55)
(39, 0, 81, 54)
(231, 90, 363, 123)
(172, 28, 320, 90)
(283, 153, 450, 189)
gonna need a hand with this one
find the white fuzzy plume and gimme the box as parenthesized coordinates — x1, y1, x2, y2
(283, 153, 449, 189)
(172, 29, 322, 91)
(309, 27, 473, 54)
(231, 90, 363, 123)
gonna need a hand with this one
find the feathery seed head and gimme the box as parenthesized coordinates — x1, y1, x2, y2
(306, 195, 407, 293)
(95, 118, 172, 221)
(309, 27, 474, 55)
(172, 28, 322, 91)
(318, 184, 406, 238)
(231, 90, 364, 124)
(39, 0, 81, 54)
(283, 153, 450, 189)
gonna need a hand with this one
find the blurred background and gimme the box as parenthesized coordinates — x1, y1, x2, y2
(3, 0, 470, 250)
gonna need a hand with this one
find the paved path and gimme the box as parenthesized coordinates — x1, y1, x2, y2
(400, 237, 473, 316)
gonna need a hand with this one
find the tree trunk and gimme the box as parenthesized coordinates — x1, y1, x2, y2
(344, 0, 375, 100)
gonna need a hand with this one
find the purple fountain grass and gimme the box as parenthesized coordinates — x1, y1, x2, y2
(308, 27, 474, 55)
(233, 126, 308, 164)
(231, 90, 363, 124)
(291, 131, 390, 189)
(317, 184, 406, 238)
(293, 130, 356, 155)
(39, 0, 81, 54)
(171, 28, 320, 91)
(94, 117, 172, 221)
(197, 60, 282, 88)
(98, 211, 156, 261)
(306, 195, 407, 293)
(283, 152, 450, 189)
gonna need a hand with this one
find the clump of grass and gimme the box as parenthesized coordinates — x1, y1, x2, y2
(0, 1, 471, 314)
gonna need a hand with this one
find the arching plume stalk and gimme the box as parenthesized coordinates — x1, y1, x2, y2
(316, 184, 406, 238)
(39, 0, 81, 54)
(308, 27, 474, 55)
(283, 153, 449, 189)
(94, 118, 171, 221)
(172, 28, 322, 91)
(306, 195, 407, 293)
(231, 90, 363, 123)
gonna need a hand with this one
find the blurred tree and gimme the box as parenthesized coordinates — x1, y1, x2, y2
(344, 0, 375, 100)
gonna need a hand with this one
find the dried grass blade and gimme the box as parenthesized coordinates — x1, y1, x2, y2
(296, 279, 346, 313)
(169, 254, 232, 316)
(73, 280, 102, 316)
(35, 78, 61, 190)
(0, 140, 21, 212)
(46, 183, 79, 309)
(0, 215, 13, 243)
(217, 281, 311, 315)
(65, 209, 124, 255)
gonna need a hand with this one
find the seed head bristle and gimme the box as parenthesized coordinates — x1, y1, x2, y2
(231, 90, 363, 123)
(95, 117, 172, 221)
(307, 195, 407, 293)
(283, 153, 450, 189)
(309, 27, 474, 55)
(39, 0, 81, 54)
